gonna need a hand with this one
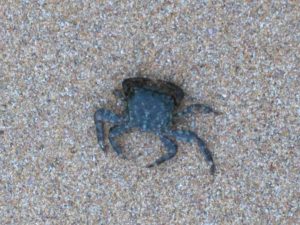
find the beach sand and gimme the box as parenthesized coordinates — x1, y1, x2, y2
(1, 1, 299, 224)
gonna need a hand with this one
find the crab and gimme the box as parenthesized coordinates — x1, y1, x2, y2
(94, 77, 220, 174)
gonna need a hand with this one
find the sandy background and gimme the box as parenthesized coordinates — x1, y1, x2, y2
(1, 1, 299, 224)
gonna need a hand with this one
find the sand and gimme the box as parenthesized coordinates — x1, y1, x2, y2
(1, 1, 299, 224)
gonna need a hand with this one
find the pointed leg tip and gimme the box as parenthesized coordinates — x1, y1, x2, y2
(210, 164, 216, 175)
(119, 154, 127, 159)
(146, 163, 155, 168)
(98, 142, 107, 151)
(215, 111, 223, 116)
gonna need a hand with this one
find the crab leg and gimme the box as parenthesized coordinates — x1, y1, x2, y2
(94, 108, 127, 150)
(175, 104, 221, 117)
(108, 123, 131, 156)
(147, 136, 177, 168)
(168, 130, 216, 174)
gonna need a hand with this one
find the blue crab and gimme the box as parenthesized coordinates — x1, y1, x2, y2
(94, 77, 220, 174)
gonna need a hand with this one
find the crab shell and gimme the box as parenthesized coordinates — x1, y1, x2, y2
(122, 77, 184, 106)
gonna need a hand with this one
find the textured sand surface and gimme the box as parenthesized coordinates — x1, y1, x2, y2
(1, 1, 299, 224)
